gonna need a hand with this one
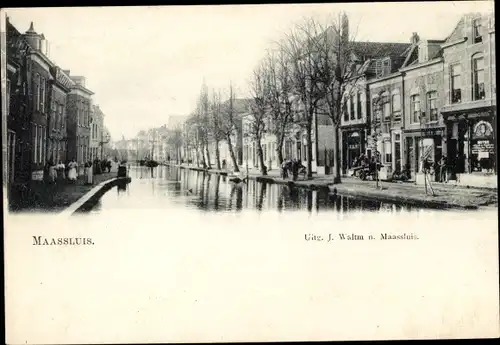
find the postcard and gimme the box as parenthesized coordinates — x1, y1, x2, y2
(2, 2, 499, 344)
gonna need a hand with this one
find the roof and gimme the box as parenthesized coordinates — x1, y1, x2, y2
(351, 41, 411, 59)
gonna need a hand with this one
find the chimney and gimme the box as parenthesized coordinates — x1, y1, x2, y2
(40, 33, 48, 55)
(410, 32, 420, 44)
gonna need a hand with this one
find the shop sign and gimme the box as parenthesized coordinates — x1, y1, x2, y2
(472, 140, 495, 154)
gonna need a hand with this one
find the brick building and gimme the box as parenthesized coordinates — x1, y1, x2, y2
(6, 18, 33, 185)
(440, 12, 496, 187)
(66, 74, 94, 167)
(23, 22, 54, 179)
(47, 66, 73, 164)
(399, 36, 446, 181)
(90, 104, 106, 159)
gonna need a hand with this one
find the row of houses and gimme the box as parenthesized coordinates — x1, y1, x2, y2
(5, 18, 111, 185)
(112, 115, 188, 162)
(190, 12, 495, 188)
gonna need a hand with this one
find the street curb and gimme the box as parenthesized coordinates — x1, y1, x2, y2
(58, 176, 132, 217)
(165, 163, 490, 210)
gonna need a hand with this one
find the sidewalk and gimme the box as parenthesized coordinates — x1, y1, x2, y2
(8, 165, 119, 213)
(166, 162, 498, 210)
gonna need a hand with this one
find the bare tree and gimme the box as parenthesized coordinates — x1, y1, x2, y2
(247, 61, 269, 175)
(220, 81, 240, 172)
(264, 46, 294, 165)
(209, 88, 224, 170)
(198, 82, 212, 169)
(310, 12, 362, 184)
(280, 17, 328, 179)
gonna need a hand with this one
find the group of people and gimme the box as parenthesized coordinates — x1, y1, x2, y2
(422, 156, 449, 183)
(281, 158, 307, 181)
(44, 157, 113, 185)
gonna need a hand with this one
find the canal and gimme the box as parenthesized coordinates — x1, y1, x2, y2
(90, 165, 430, 215)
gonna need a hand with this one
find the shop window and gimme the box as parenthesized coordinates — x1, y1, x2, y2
(472, 55, 485, 100)
(450, 64, 462, 103)
(426, 91, 438, 122)
(410, 94, 420, 123)
(473, 18, 483, 44)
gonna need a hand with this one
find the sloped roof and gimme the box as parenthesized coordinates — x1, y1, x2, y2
(444, 17, 466, 44)
(222, 98, 252, 115)
(352, 41, 411, 59)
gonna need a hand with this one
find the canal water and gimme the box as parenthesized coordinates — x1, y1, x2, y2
(90, 165, 427, 215)
(6, 165, 497, 342)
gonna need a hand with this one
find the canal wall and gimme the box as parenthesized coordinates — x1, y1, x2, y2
(59, 177, 132, 217)
(163, 163, 497, 210)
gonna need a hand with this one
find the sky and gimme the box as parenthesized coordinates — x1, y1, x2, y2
(5, 2, 494, 140)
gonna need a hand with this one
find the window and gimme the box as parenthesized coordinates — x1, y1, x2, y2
(59, 104, 64, 128)
(51, 101, 57, 129)
(344, 102, 349, 122)
(35, 74, 40, 111)
(32, 123, 38, 163)
(356, 92, 362, 119)
(372, 96, 381, 122)
(411, 94, 420, 123)
(350, 96, 355, 120)
(384, 141, 392, 164)
(40, 77, 45, 112)
(451, 64, 462, 103)
(473, 18, 482, 44)
(6, 79, 11, 115)
(427, 91, 438, 122)
(473, 56, 485, 100)
(38, 125, 43, 163)
(383, 96, 390, 121)
(391, 90, 401, 120)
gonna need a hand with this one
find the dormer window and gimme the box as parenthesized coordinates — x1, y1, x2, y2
(473, 18, 482, 44)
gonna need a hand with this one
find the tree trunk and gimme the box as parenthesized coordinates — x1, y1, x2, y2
(256, 137, 267, 175)
(227, 134, 240, 172)
(200, 141, 207, 169)
(306, 119, 313, 180)
(205, 138, 212, 169)
(332, 124, 342, 184)
(277, 131, 285, 165)
(215, 140, 221, 170)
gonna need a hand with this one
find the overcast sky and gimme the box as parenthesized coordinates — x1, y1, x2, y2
(5, 2, 494, 140)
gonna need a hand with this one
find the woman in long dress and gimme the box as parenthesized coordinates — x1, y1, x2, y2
(85, 161, 93, 185)
(67, 159, 78, 182)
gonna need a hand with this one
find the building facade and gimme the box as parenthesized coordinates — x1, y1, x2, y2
(6, 18, 32, 185)
(90, 105, 105, 160)
(47, 66, 73, 164)
(66, 75, 94, 166)
(23, 22, 54, 179)
(440, 13, 496, 187)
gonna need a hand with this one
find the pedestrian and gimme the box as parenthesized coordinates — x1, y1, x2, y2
(85, 161, 93, 185)
(67, 159, 78, 182)
(439, 156, 447, 183)
(56, 160, 66, 182)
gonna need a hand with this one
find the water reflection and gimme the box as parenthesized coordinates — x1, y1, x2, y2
(101, 165, 420, 214)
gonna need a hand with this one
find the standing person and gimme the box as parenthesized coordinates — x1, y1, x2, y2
(439, 156, 447, 183)
(56, 161, 65, 182)
(48, 158, 57, 183)
(85, 161, 93, 185)
(67, 159, 78, 182)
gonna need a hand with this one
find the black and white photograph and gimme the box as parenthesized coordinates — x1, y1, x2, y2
(2, 2, 499, 343)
